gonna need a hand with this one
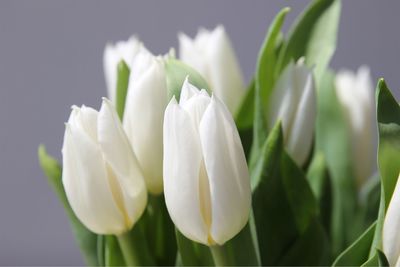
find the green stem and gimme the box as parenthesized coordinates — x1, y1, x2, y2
(117, 225, 154, 266)
(210, 244, 234, 266)
(117, 232, 140, 266)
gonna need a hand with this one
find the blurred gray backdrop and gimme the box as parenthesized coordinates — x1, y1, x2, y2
(0, 0, 399, 265)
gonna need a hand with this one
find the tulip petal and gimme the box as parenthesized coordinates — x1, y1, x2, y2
(163, 98, 208, 244)
(123, 54, 167, 194)
(199, 96, 251, 245)
(286, 67, 316, 166)
(205, 25, 245, 114)
(180, 77, 200, 104)
(103, 36, 146, 101)
(98, 98, 147, 226)
(383, 174, 400, 266)
(62, 121, 126, 234)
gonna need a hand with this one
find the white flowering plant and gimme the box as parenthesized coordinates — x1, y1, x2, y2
(38, 0, 400, 266)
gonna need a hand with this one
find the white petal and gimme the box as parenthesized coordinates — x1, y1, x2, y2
(383, 173, 400, 266)
(62, 122, 126, 235)
(179, 77, 200, 104)
(205, 25, 245, 114)
(163, 98, 208, 244)
(98, 98, 147, 227)
(335, 66, 376, 185)
(123, 55, 167, 194)
(199, 96, 251, 244)
(103, 36, 147, 101)
(286, 67, 316, 166)
(181, 89, 211, 132)
(268, 62, 298, 139)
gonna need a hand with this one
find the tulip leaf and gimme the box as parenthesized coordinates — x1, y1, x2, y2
(332, 221, 377, 266)
(235, 79, 255, 159)
(252, 122, 327, 265)
(250, 7, 290, 172)
(307, 152, 332, 231)
(38, 145, 99, 266)
(115, 60, 130, 120)
(315, 70, 357, 255)
(165, 58, 210, 101)
(376, 79, 400, 209)
(276, 0, 341, 87)
(369, 79, 400, 256)
(175, 229, 214, 266)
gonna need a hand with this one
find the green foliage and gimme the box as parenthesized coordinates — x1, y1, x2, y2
(252, 123, 329, 265)
(164, 58, 210, 101)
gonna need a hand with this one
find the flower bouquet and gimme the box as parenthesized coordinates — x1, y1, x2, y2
(38, 0, 400, 266)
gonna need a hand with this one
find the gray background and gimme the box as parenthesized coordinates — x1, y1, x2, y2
(0, 0, 398, 265)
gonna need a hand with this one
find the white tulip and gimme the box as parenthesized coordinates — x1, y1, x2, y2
(179, 25, 245, 115)
(268, 60, 316, 166)
(62, 98, 147, 235)
(123, 50, 168, 195)
(335, 66, 376, 186)
(383, 173, 400, 266)
(103, 36, 148, 102)
(163, 79, 251, 245)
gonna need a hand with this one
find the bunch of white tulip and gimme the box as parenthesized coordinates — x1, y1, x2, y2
(39, 1, 400, 266)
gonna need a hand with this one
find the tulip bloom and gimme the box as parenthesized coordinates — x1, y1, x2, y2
(268, 60, 316, 166)
(383, 173, 400, 266)
(163, 79, 251, 245)
(103, 36, 148, 102)
(335, 66, 376, 186)
(179, 25, 245, 115)
(123, 50, 168, 195)
(62, 99, 147, 235)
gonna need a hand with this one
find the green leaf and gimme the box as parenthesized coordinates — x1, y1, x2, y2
(235, 79, 255, 159)
(252, 122, 326, 265)
(332, 221, 377, 266)
(376, 79, 400, 209)
(276, 0, 341, 86)
(115, 60, 130, 120)
(250, 7, 290, 171)
(307, 152, 332, 231)
(315, 70, 357, 255)
(165, 58, 210, 101)
(235, 78, 255, 130)
(369, 79, 400, 256)
(97, 235, 105, 266)
(175, 230, 214, 266)
(38, 145, 99, 266)
(377, 249, 390, 267)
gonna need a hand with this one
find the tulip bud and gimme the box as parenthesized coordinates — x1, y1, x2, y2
(178, 25, 245, 115)
(268, 60, 316, 166)
(123, 50, 168, 195)
(383, 173, 400, 266)
(163, 79, 251, 245)
(335, 66, 376, 186)
(62, 98, 147, 235)
(103, 36, 148, 102)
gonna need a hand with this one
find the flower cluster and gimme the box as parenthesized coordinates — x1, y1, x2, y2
(38, 1, 400, 266)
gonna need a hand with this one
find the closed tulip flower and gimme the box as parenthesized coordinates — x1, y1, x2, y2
(335, 66, 376, 186)
(103, 36, 148, 102)
(62, 98, 147, 235)
(383, 173, 400, 266)
(123, 50, 168, 195)
(179, 25, 245, 115)
(268, 59, 316, 166)
(163, 79, 251, 245)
